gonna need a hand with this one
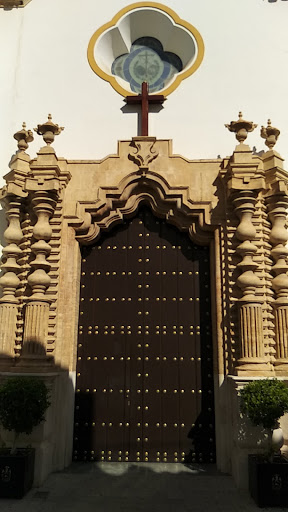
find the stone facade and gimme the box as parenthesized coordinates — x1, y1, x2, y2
(0, 113, 288, 487)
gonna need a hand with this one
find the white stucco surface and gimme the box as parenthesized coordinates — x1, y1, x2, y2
(0, 0, 288, 180)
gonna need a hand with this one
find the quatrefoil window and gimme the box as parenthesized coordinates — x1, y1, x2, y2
(111, 37, 183, 93)
(87, 2, 204, 97)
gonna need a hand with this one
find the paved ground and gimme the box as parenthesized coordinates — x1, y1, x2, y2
(0, 462, 287, 512)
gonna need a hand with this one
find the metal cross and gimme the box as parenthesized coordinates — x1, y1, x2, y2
(125, 82, 166, 136)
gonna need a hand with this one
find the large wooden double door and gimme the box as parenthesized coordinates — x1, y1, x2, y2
(74, 206, 215, 463)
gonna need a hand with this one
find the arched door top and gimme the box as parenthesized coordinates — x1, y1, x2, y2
(69, 168, 216, 245)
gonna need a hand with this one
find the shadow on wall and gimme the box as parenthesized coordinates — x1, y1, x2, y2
(0, 348, 76, 486)
(237, 411, 270, 449)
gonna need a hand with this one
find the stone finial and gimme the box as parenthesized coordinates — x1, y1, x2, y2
(13, 122, 34, 152)
(225, 112, 257, 144)
(260, 119, 280, 150)
(34, 114, 64, 146)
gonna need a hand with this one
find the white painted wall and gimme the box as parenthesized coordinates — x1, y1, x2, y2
(0, 0, 288, 179)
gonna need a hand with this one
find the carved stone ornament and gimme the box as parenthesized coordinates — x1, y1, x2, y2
(34, 114, 64, 146)
(260, 119, 280, 150)
(129, 137, 159, 172)
(225, 111, 257, 144)
(13, 122, 34, 152)
(69, 171, 214, 246)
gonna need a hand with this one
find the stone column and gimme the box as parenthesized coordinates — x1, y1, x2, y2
(233, 191, 268, 371)
(225, 112, 270, 374)
(0, 196, 23, 359)
(22, 190, 57, 359)
(20, 114, 64, 364)
(0, 123, 33, 363)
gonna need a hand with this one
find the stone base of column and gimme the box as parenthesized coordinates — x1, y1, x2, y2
(235, 357, 272, 376)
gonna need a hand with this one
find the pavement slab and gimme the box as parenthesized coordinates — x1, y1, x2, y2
(0, 462, 287, 512)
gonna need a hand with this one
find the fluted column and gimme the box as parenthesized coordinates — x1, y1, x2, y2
(0, 196, 23, 358)
(22, 190, 57, 358)
(234, 191, 268, 372)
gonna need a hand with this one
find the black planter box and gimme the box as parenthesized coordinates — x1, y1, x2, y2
(0, 449, 35, 499)
(249, 454, 288, 507)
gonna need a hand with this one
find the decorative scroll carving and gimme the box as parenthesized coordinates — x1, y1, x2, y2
(129, 137, 159, 171)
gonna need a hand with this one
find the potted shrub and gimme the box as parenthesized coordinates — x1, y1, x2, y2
(0, 376, 50, 498)
(240, 378, 288, 507)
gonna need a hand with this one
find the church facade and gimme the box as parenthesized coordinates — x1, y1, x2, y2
(1, 0, 288, 489)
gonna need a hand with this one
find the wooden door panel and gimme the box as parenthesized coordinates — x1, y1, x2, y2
(74, 206, 215, 463)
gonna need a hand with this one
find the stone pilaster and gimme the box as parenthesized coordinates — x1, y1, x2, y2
(268, 194, 288, 367)
(225, 113, 270, 374)
(262, 121, 288, 374)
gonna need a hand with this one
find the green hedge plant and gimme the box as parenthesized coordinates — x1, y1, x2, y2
(240, 378, 288, 430)
(0, 377, 50, 454)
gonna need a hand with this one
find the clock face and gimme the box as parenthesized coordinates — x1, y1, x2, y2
(112, 37, 183, 93)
